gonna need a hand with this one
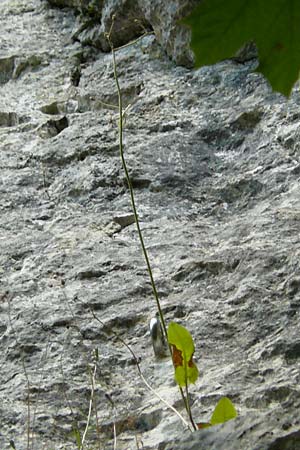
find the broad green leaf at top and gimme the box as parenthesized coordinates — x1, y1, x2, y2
(167, 322, 199, 387)
(184, 0, 300, 96)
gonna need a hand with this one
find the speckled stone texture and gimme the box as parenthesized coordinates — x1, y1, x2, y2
(47, 0, 197, 66)
(1, 0, 300, 449)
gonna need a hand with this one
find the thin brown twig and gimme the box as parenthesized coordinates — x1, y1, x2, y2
(60, 282, 103, 448)
(90, 309, 191, 430)
(61, 284, 191, 443)
(61, 281, 191, 432)
(113, 31, 154, 52)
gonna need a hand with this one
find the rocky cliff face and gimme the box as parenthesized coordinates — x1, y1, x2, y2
(47, 0, 197, 66)
(1, 1, 300, 449)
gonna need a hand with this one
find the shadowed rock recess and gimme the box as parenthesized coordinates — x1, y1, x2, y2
(1, 0, 300, 449)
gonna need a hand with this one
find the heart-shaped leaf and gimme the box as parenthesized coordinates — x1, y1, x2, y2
(167, 322, 199, 387)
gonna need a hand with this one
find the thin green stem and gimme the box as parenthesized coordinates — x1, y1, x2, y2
(107, 25, 196, 431)
(185, 383, 197, 431)
(109, 39, 168, 342)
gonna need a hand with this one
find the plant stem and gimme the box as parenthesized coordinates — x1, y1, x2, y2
(90, 309, 191, 430)
(107, 26, 196, 431)
(109, 38, 168, 342)
(185, 383, 197, 431)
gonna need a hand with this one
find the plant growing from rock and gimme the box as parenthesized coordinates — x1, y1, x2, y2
(106, 15, 238, 434)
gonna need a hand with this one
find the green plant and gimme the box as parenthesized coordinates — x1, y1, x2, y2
(60, 281, 190, 448)
(197, 397, 237, 429)
(184, 0, 300, 96)
(106, 16, 237, 434)
(167, 322, 237, 430)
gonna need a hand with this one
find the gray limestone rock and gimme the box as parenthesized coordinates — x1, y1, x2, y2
(47, 0, 197, 66)
(1, 0, 300, 449)
(46, 0, 255, 68)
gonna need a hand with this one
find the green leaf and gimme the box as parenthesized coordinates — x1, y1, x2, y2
(196, 397, 237, 428)
(183, 0, 300, 96)
(167, 322, 199, 387)
(210, 397, 237, 425)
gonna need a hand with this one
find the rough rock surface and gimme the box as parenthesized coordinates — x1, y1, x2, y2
(47, 0, 197, 67)
(1, 0, 300, 449)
